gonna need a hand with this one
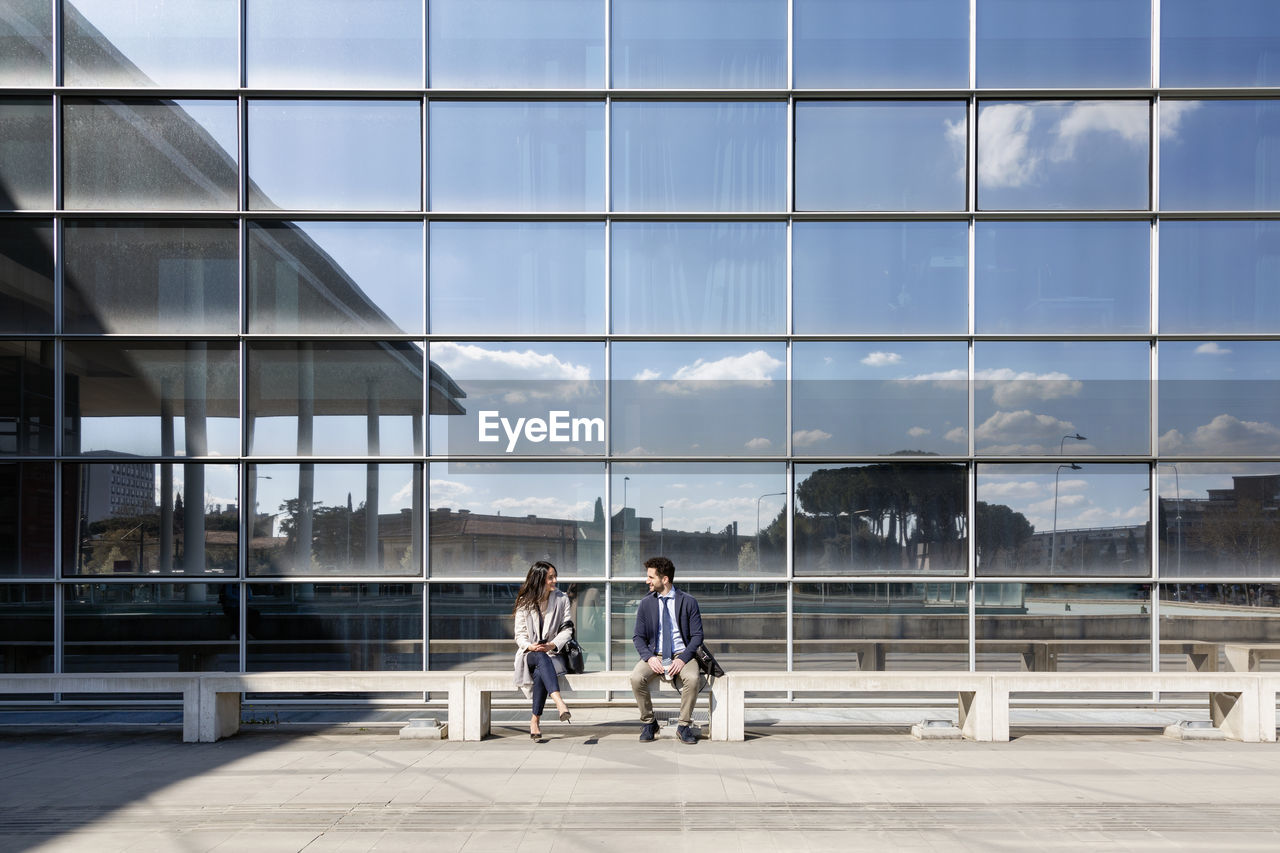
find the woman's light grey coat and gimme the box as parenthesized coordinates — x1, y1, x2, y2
(512, 590, 573, 697)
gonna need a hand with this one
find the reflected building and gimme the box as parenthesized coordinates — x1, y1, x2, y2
(5, 1, 1280, 692)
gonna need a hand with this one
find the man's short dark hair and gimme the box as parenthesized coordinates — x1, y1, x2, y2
(644, 556, 675, 582)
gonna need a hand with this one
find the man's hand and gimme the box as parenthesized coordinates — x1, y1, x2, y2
(667, 658, 685, 678)
(647, 656, 665, 675)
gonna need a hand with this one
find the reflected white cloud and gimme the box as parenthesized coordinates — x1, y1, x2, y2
(980, 100, 1147, 190)
(1194, 342, 1232, 356)
(432, 341, 592, 380)
(490, 496, 592, 520)
(907, 426, 931, 438)
(1160, 413, 1280, 455)
(792, 428, 832, 447)
(745, 437, 773, 449)
(979, 103, 1040, 189)
(861, 351, 902, 367)
(670, 349, 783, 381)
(428, 478, 474, 504)
(1159, 100, 1202, 140)
(973, 409, 1081, 454)
(982, 480, 1044, 499)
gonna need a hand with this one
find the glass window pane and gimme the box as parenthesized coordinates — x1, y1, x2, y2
(429, 581, 606, 671)
(64, 342, 239, 457)
(976, 583, 1151, 671)
(1156, 465, 1280, 579)
(975, 221, 1149, 334)
(0, 220, 54, 333)
(248, 464, 421, 577)
(64, 221, 238, 334)
(611, 342, 786, 457)
(612, 581, 786, 670)
(1160, 100, 1280, 211)
(977, 0, 1150, 88)
(428, 341, 604, 456)
(611, 102, 785, 212)
(429, 0, 604, 89)
(65, 463, 239, 576)
(429, 222, 604, 335)
(796, 101, 966, 211)
(63, 99, 238, 211)
(0, 584, 53, 673)
(0, 0, 53, 85)
(1159, 341, 1280, 458)
(247, 342, 424, 457)
(0, 98, 52, 209)
(429, 102, 603, 212)
(65, 583, 238, 671)
(610, 463, 787, 578)
(1162, 0, 1280, 87)
(246, 0, 422, 89)
(1159, 221, 1280, 334)
(792, 221, 968, 334)
(1160, 584, 1280, 672)
(794, 583, 970, 670)
(794, 0, 968, 89)
(0, 340, 56, 456)
(793, 342, 968, 456)
(611, 0, 786, 89)
(979, 100, 1149, 211)
(794, 463, 968, 576)
(611, 222, 785, 334)
(249, 221, 423, 334)
(428, 461, 604, 578)
(64, 0, 238, 88)
(242, 583, 422, 671)
(248, 100, 421, 211)
(974, 341, 1150, 455)
(976, 464, 1151, 577)
(0, 463, 54, 577)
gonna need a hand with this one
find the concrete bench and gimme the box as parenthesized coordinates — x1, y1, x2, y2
(719, 671, 995, 742)
(197, 671, 470, 743)
(463, 670, 727, 741)
(990, 672, 1264, 742)
(1224, 643, 1280, 673)
(1260, 676, 1280, 743)
(0, 673, 203, 742)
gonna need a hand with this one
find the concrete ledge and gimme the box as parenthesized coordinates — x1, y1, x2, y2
(0, 673, 203, 742)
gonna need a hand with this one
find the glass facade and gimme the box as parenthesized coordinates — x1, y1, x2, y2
(4, 2, 1280, 695)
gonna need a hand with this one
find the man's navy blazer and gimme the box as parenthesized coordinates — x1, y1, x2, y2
(633, 588, 703, 664)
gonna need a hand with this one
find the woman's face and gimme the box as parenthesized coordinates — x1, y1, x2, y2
(544, 568, 558, 592)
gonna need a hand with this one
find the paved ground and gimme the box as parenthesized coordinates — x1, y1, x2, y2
(1, 717, 1279, 852)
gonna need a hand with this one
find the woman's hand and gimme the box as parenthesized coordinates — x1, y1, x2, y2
(529, 642, 553, 653)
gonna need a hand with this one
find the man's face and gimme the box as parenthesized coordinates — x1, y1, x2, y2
(645, 567, 665, 594)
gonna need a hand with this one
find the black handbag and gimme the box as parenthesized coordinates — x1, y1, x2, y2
(558, 620, 586, 674)
(693, 643, 725, 678)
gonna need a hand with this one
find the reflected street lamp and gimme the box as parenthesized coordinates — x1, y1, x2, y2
(622, 476, 630, 534)
(1060, 433, 1087, 454)
(756, 492, 785, 572)
(1051, 464, 1083, 572)
(659, 505, 664, 553)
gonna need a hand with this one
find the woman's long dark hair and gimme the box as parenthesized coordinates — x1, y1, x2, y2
(513, 560, 557, 614)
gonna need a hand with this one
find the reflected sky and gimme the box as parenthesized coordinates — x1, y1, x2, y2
(977, 0, 1150, 88)
(611, 0, 786, 89)
(1158, 341, 1280, 457)
(430, 0, 603, 88)
(794, 0, 968, 89)
(1162, 0, 1280, 87)
(978, 100, 1149, 210)
(793, 341, 967, 456)
(1160, 100, 1280, 211)
(975, 220, 1149, 334)
(1159, 221, 1280, 334)
(246, 0, 422, 89)
(796, 101, 966, 211)
(792, 221, 968, 334)
(977, 463, 1149, 543)
(973, 341, 1150, 455)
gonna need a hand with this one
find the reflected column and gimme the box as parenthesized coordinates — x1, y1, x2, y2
(185, 342, 207, 578)
(366, 379, 380, 571)
(296, 343, 314, 579)
(159, 376, 174, 572)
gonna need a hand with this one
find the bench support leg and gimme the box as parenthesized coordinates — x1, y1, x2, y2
(182, 688, 200, 743)
(463, 688, 490, 741)
(447, 684, 466, 742)
(198, 687, 242, 742)
(708, 677, 727, 741)
(1261, 683, 1278, 743)
(990, 686, 1012, 742)
(958, 686, 993, 742)
(1211, 690, 1259, 742)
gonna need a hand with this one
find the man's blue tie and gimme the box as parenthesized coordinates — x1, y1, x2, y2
(660, 597, 673, 661)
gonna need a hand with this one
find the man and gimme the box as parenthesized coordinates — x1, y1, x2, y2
(630, 556, 703, 744)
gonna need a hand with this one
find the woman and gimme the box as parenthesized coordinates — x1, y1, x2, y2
(512, 560, 572, 739)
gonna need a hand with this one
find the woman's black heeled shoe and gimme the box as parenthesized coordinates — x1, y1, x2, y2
(559, 710, 571, 722)
(530, 731, 541, 740)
